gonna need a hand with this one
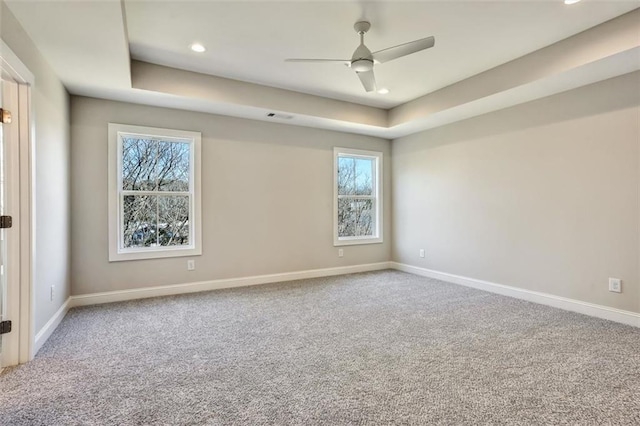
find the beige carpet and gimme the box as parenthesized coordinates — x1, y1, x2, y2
(1, 270, 639, 425)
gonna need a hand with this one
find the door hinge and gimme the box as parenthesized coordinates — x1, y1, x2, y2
(0, 320, 11, 335)
(0, 215, 12, 229)
(0, 108, 11, 124)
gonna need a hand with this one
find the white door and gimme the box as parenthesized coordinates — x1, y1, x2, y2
(0, 73, 4, 363)
(0, 77, 20, 367)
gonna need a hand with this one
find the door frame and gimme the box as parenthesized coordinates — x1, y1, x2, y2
(1, 39, 35, 366)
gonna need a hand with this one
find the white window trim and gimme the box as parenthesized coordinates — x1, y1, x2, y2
(108, 123, 202, 262)
(333, 147, 383, 246)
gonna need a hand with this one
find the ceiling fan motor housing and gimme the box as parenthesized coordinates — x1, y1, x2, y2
(351, 42, 374, 72)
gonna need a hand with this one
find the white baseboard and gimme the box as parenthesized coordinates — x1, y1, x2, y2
(34, 297, 72, 355)
(391, 262, 640, 328)
(70, 262, 392, 308)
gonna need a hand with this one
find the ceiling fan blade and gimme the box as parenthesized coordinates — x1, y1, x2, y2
(372, 36, 435, 64)
(285, 58, 350, 64)
(356, 70, 376, 92)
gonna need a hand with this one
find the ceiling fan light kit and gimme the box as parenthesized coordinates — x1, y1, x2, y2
(351, 60, 373, 73)
(285, 21, 435, 93)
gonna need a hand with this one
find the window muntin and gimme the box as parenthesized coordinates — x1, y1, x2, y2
(334, 148, 382, 245)
(109, 124, 201, 261)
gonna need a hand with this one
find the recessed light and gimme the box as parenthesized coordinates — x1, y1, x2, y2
(564, 0, 581, 4)
(377, 88, 390, 95)
(190, 43, 206, 53)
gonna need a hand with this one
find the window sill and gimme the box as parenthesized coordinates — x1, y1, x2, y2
(109, 246, 202, 262)
(334, 237, 383, 247)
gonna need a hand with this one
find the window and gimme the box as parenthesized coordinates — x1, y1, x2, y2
(334, 147, 383, 246)
(108, 124, 202, 261)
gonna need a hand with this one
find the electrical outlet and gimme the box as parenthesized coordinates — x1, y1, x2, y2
(50, 285, 55, 301)
(187, 260, 195, 271)
(419, 249, 425, 258)
(608, 278, 622, 293)
(338, 249, 344, 258)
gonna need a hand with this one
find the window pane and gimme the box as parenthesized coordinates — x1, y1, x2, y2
(122, 195, 158, 248)
(158, 196, 190, 246)
(338, 156, 374, 196)
(122, 138, 158, 191)
(337, 156, 355, 195)
(338, 198, 374, 237)
(355, 158, 373, 196)
(157, 141, 190, 192)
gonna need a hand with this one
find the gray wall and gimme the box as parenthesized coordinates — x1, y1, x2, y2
(70, 97, 391, 295)
(392, 72, 640, 313)
(1, 2, 71, 332)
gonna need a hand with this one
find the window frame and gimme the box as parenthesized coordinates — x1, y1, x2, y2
(333, 147, 383, 246)
(108, 123, 202, 262)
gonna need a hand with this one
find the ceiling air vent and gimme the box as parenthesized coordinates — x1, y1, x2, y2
(266, 112, 294, 120)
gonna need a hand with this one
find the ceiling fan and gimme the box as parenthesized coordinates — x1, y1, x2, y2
(285, 21, 435, 93)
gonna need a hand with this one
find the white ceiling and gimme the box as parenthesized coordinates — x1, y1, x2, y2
(4, 0, 640, 138)
(124, 0, 639, 109)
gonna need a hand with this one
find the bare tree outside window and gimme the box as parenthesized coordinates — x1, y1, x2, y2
(121, 137, 191, 248)
(337, 155, 375, 237)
